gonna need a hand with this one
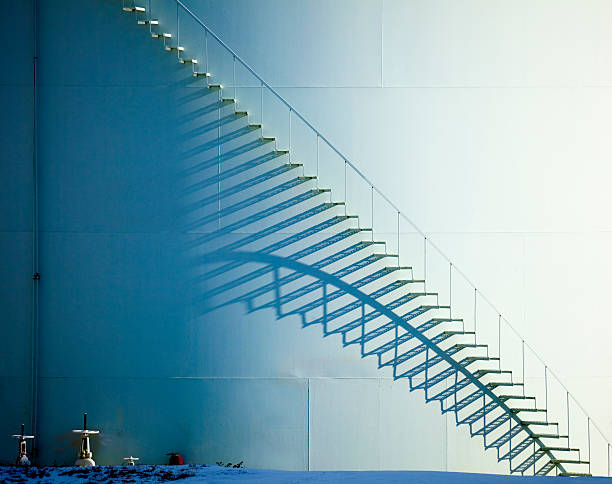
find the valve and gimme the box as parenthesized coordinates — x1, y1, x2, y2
(11, 424, 34, 466)
(72, 412, 100, 466)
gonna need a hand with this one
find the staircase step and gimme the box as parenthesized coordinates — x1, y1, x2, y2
(530, 433, 568, 439)
(123, 6, 146, 12)
(179, 58, 198, 64)
(208, 84, 223, 89)
(165, 45, 185, 51)
(193, 71, 211, 77)
(474, 369, 512, 377)
(540, 446, 580, 452)
(137, 19, 158, 25)
(151, 32, 171, 38)
(550, 459, 589, 465)
(510, 408, 546, 414)
(521, 420, 557, 427)
(558, 472, 592, 477)
(487, 382, 523, 389)
(499, 395, 535, 402)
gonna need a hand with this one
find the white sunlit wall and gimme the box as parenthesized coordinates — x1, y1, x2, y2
(1, 0, 611, 474)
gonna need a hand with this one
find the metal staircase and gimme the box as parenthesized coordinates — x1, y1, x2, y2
(120, 0, 609, 476)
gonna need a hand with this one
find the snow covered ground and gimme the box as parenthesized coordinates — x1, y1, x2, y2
(1, 466, 610, 483)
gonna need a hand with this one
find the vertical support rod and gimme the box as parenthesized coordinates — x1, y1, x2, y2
(498, 314, 501, 370)
(360, 302, 366, 357)
(322, 283, 328, 332)
(289, 108, 293, 168)
(370, 186, 374, 242)
(509, 419, 513, 473)
(260, 80, 264, 133)
(587, 417, 591, 475)
(521, 340, 525, 395)
(544, 366, 548, 422)
(316, 134, 319, 189)
(397, 211, 400, 267)
(423, 237, 427, 293)
(233, 55, 236, 106)
(449, 263, 452, 316)
(273, 267, 280, 317)
(482, 394, 487, 447)
(567, 391, 570, 447)
(204, 29, 209, 84)
(392, 321, 398, 379)
(344, 161, 347, 216)
(473, 288, 477, 343)
(607, 442, 610, 477)
(176, 2, 179, 59)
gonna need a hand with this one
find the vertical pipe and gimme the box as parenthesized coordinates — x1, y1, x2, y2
(260, 81, 264, 131)
(176, 3, 179, 59)
(607, 442, 610, 477)
(31, 0, 40, 452)
(288, 108, 292, 166)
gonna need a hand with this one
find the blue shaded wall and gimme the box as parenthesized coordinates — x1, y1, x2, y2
(2, 0, 611, 474)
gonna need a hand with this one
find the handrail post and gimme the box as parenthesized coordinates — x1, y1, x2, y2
(449, 262, 452, 316)
(176, 2, 179, 59)
(204, 29, 209, 84)
(423, 236, 427, 293)
(473, 288, 477, 343)
(370, 186, 374, 241)
(397, 211, 400, 268)
(587, 417, 591, 475)
(316, 134, 320, 188)
(544, 366, 548, 422)
(260, 80, 264, 132)
(567, 391, 570, 447)
(233, 55, 236, 104)
(521, 340, 525, 395)
(498, 314, 501, 370)
(288, 107, 292, 165)
(344, 161, 347, 216)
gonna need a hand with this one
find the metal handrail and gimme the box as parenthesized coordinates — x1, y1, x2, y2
(170, 0, 611, 456)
